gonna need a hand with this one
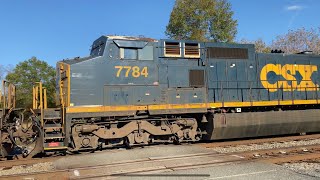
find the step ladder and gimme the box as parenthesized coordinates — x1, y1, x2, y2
(33, 82, 67, 151)
(42, 108, 67, 151)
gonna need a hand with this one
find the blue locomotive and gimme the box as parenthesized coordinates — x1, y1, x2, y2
(2, 35, 320, 157)
(49, 35, 320, 151)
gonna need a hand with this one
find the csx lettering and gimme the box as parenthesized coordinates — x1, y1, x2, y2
(260, 64, 319, 92)
(115, 66, 148, 78)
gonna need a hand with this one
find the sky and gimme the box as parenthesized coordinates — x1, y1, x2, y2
(0, 0, 319, 67)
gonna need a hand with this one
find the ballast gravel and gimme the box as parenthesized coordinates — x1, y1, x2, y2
(282, 162, 320, 178)
(210, 139, 320, 153)
(0, 162, 54, 176)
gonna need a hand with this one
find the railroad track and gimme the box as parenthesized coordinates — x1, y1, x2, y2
(0, 147, 125, 169)
(1, 133, 318, 169)
(199, 134, 320, 148)
(1, 144, 320, 180)
(0, 151, 241, 180)
(0, 134, 320, 176)
(2, 133, 319, 168)
(0, 134, 320, 177)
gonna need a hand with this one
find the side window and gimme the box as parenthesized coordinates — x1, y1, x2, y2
(138, 46, 153, 60)
(119, 46, 153, 60)
(90, 41, 105, 56)
(120, 48, 138, 60)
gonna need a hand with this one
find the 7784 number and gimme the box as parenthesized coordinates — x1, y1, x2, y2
(115, 66, 148, 78)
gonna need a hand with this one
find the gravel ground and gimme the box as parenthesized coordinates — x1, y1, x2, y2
(282, 162, 320, 178)
(210, 139, 320, 153)
(0, 162, 54, 176)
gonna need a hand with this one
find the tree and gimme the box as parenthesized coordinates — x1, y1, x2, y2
(0, 64, 13, 81)
(271, 28, 320, 54)
(5, 57, 56, 108)
(165, 0, 237, 42)
(0, 65, 4, 81)
(240, 38, 271, 53)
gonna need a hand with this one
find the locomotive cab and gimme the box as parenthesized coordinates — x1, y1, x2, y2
(56, 36, 158, 108)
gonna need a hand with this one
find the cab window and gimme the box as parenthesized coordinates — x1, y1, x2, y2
(120, 48, 138, 60)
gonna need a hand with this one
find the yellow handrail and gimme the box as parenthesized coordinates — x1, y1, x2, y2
(33, 82, 47, 110)
(59, 64, 65, 133)
(43, 88, 47, 109)
(32, 82, 48, 127)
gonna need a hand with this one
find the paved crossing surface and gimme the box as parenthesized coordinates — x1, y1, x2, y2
(53, 144, 318, 180)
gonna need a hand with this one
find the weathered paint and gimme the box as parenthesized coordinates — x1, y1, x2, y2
(260, 64, 319, 92)
(58, 36, 320, 115)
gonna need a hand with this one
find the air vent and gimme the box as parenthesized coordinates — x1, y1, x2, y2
(185, 43, 200, 58)
(164, 42, 181, 57)
(207, 47, 248, 59)
(189, 70, 205, 87)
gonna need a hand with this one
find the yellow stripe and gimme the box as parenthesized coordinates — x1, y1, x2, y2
(293, 99, 317, 104)
(66, 99, 319, 113)
(210, 100, 319, 107)
(253, 101, 278, 106)
(148, 103, 207, 110)
(67, 105, 148, 113)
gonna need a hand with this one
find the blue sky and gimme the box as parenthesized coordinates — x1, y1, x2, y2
(0, 0, 319, 67)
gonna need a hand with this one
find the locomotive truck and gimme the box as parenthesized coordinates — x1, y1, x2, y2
(1, 35, 320, 158)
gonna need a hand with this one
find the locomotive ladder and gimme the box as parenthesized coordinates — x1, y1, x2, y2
(33, 82, 67, 152)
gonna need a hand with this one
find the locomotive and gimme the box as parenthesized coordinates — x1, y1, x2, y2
(1, 35, 320, 158)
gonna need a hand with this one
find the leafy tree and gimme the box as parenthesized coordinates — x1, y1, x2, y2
(5, 57, 56, 108)
(240, 38, 271, 53)
(166, 0, 237, 42)
(271, 28, 320, 54)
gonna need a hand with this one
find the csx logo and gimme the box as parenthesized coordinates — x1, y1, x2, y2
(260, 64, 319, 92)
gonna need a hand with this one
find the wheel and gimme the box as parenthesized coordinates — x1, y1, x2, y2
(123, 137, 131, 149)
(173, 136, 181, 145)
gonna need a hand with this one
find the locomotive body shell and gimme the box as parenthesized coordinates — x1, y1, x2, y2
(53, 35, 320, 150)
(3, 35, 320, 158)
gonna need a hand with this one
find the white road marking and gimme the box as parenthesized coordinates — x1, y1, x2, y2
(231, 155, 245, 158)
(205, 169, 277, 179)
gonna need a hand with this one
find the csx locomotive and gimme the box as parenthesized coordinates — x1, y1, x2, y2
(1, 35, 320, 158)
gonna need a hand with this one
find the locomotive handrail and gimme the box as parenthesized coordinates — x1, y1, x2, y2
(33, 82, 47, 110)
(33, 82, 48, 127)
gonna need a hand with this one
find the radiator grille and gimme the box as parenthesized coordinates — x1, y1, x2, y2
(165, 42, 180, 56)
(185, 43, 200, 58)
(189, 70, 205, 87)
(207, 47, 248, 59)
